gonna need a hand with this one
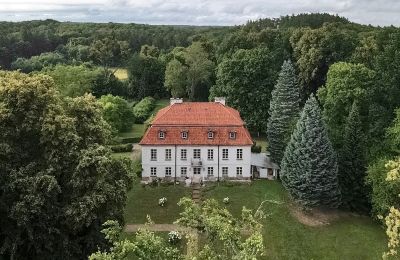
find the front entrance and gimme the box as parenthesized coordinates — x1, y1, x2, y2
(192, 167, 202, 183)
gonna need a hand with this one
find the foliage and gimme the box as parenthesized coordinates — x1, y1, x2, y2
(89, 38, 130, 71)
(91, 71, 127, 98)
(11, 51, 65, 72)
(281, 95, 341, 208)
(0, 71, 134, 259)
(109, 143, 133, 153)
(211, 47, 283, 132)
(168, 231, 182, 245)
(158, 197, 167, 207)
(338, 103, 370, 212)
(164, 58, 188, 98)
(266, 60, 300, 164)
(98, 94, 135, 133)
(41, 64, 102, 97)
(132, 96, 156, 123)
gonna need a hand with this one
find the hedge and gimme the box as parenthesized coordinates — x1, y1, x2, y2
(109, 143, 133, 153)
(133, 96, 155, 123)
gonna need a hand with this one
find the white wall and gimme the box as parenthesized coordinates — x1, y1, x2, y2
(141, 145, 251, 180)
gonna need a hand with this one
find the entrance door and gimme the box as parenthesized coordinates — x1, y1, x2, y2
(193, 168, 201, 175)
(193, 167, 202, 183)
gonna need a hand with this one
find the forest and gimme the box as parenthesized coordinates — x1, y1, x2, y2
(1, 12, 400, 259)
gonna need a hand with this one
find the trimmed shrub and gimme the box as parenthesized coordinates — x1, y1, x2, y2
(133, 96, 155, 123)
(109, 143, 133, 153)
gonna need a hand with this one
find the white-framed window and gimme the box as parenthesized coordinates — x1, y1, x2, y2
(208, 131, 214, 139)
(207, 149, 214, 160)
(181, 149, 187, 160)
(222, 149, 228, 160)
(207, 167, 214, 176)
(159, 131, 165, 139)
(237, 149, 243, 160)
(193, 149, 201, 159)
(151, 149, 157, 161)
(181, 167, 187, 176)
(165, 167, 172, 176)
(181, 131, 188, 139)
(229, 131, 236, 139)
(236, 167, 242, 176)
(194, 168, 201, 175)
(222, 167, 228, 176)
(165, 149, 172, 161)
(150, 167, 157, 176)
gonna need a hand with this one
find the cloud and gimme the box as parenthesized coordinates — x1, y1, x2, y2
(0, 0, 399, 26)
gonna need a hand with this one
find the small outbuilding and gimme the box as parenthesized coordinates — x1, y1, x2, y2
(251, 152, 279, 179)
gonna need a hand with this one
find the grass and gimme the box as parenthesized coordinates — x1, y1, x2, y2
(111, 67, 128, 80)
(124, 181, 386, 259)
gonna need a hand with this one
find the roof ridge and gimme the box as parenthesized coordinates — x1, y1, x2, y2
(151, 104, 174, 124)
(219, 103, 244, 125)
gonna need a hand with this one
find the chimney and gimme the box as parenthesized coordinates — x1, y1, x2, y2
(170, 98, 183, 105)
(214, 97, 226, 106)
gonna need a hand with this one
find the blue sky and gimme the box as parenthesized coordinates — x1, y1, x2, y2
(0, 0, 399, 26)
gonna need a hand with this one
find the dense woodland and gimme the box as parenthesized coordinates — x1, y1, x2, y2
(1, 13, 400, 258)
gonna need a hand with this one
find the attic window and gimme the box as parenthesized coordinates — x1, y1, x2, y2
(181, 131, 188, 139)
(208, 131, 214, 139)
(229, 131, 236, 139)
(159, 131, 165, 139)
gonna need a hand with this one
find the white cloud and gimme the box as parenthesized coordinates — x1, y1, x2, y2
(0, 0, 399, 26)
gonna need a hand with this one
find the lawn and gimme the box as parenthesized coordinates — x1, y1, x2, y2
(124, 180, 386, 259)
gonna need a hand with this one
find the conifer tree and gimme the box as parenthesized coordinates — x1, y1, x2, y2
(267, 60, 300, 164)
(281, 95, 341, 208)
(339, 102, 370, 212)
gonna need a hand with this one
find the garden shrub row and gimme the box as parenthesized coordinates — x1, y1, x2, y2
(132, 96, 155, 123)
(109, 143, 133, 153)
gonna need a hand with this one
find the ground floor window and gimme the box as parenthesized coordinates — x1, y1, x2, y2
(194, 167, 201, 175)
(236, 167, 242, 176)
(207, 167, 214, 176)
(222, 167, 228, 176)
(165, 167, 172, 176)
(150, 167, 157, 176)
(181, 167, 187, 176)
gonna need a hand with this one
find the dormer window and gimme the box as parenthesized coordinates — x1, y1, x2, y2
(229, 131, 236, 139)
(208, 131, 214, 139)
(181, 131, 188, 139)
(159, 131, 165, 139)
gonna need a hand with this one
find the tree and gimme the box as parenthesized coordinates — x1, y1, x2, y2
(91, 72, 127, 98)
(318, 62, 377, 149)
(210, 47, 283, 132)
(98, 95, 135, 133)
(11, 51, 65, 73)
(132, 97, 156, 123)
(266, 60, 300, 164)
(0, 71, 133, 259)
(338, 103, 370, 212)
(281, 95, 341, 208)
(164, 59, 188, 98)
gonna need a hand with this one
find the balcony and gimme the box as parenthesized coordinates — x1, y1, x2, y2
(191, 159, 203, 167)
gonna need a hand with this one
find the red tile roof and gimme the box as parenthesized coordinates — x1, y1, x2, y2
(140, 102, 253, 146)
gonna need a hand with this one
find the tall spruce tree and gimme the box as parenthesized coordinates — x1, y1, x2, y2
(267, 60, 300, 164)
(339, 102, 370, 212)
(281, 95, 341, 208)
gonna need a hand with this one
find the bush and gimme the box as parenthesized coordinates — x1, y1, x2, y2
(11, 52, 65, 73)
(133, 97, 155, 123)
(223, 197, 230, 204)
(109, 143, 133, 153)
(168, 231, 182, 245)
(98, 94, 135, 133)
(251, 145, 262, 153)
(158, 197, 167, 207)
(119, 137, 142, 144)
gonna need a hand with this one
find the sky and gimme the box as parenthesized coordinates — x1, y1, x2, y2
(0, 0, 399, 26)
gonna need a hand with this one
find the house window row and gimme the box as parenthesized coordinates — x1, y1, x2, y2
(150, 166, 243, 177)
(151, 148, 244, 161)
(158, 130, 236, 140)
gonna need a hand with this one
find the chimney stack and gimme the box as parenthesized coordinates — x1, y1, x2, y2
(214, 97, 226, 106)
(170, 98, 183, 105)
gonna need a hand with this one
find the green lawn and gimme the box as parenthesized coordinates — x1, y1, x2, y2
(111, 67, 128, 80)
(124, 181, 386, 259)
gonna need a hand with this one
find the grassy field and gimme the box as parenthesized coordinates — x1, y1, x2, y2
(124, 181, 386, 259)
(111, 67, 129, 80)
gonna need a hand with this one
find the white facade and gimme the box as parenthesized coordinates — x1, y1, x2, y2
(141, 145, 252, 181)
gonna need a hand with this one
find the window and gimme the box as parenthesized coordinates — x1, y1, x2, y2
(150, 167, 157, 176)
(165, 149, 171, 161)
(237, 149, 243, 160)
(222, 149, 228, 160)
(194, 168, 201, 175)
(236, 167, 243, 176)
(151, 149, 157, 161)
(208, 131, 214, 139)
(165, 167, 172, 176)
(229, 131, 236, 139)
(222, 167, 228, 176)
(207, 167, 214, 176)
(181, 167, 187, 176)
(193, 149, 201, 159)
(207, 149, 214, 160)
(181, 149, 187, 160)
(181, 131, 188, 139)
(159, 131, 165, 139)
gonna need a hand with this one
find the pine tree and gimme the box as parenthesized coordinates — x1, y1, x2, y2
(267, 60, 300, 164)
(281, 95, 341, 208)
(339, 102, 370, 212)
